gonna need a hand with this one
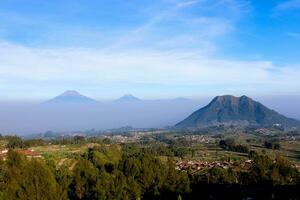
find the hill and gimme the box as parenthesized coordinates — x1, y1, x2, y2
(175, 95, 300, 129)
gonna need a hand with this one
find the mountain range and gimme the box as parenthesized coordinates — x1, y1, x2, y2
(0, 92, 300, 134)
(175, 95, 300, 129)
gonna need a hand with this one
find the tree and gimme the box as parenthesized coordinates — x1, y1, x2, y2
(5, 150, 60, 200)
(219, 138, 249, 153)
(264, 140, 280, 150)
(74, 136, 85, 144)
(20, 160, 60, 200)
(270, 155, 299, 185)
(207, 168, 237, 184)
(248, 150, 258, 159)
(6, 136, 26, 149)
(162, 158, 190, 197)
(248, 154, 273, 184)
(55, 166, 72, 200)
(24, 139, 45, 147)
(0, 159, 6, 200)
(69, 159, 99, 199)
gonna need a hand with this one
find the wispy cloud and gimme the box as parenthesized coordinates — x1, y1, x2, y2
(175, 0, 200, 9)
(106, 0, 246, 52)
(288, 31, 300, 39)
(274, 0, 300, 12)
(0, 0, 248, 51)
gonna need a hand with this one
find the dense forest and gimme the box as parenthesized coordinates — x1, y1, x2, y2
(0, 136, 300, 200)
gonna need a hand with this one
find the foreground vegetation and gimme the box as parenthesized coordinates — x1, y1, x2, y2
(0, 128, 300, 199)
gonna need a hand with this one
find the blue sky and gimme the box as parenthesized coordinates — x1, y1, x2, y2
(0, 0, 299, 99)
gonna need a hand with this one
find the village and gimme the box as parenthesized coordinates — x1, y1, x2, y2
(176, 159, 300, 173)
(0, 148, 41, 160)
(175, 159, 253, 172)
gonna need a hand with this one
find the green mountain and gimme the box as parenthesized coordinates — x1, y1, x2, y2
(175, 95, 300, 129)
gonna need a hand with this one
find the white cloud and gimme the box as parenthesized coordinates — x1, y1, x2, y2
(0, 42, 299, 97)
(0, 1, 299, 98)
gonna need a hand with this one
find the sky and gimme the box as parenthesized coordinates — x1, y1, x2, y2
(0, 0, 300, 100)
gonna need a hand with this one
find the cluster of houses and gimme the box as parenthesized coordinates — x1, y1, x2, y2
(0, 149, 8, 160)
(103, 134, 143, 143)
(176, 159, 300, 173)
(254, 128, 272, 135)
(0, 149, 41, 160)
(178, 135, 215, 143)
(294, 163, 300, 172)
(176, 160, 253, 171)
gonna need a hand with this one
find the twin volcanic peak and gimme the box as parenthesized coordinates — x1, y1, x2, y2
(175, 95, 300, 129)
(45, 91, 141, 104)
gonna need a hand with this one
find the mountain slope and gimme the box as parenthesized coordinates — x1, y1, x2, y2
(45, 90, 97, 104)
(175, 95, 300, 129)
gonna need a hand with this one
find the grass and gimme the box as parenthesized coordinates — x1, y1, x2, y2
(31, 143, 100, 167)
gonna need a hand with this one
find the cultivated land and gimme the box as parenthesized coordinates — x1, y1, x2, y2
(2, 127, 300, 168)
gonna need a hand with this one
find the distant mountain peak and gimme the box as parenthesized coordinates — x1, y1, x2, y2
(45, 90, 97, 104)
(116, 94, 141, 102)
(173, 97, 190, 101)
(60, 90, 82, 96)
(175, 95, 300, 129)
